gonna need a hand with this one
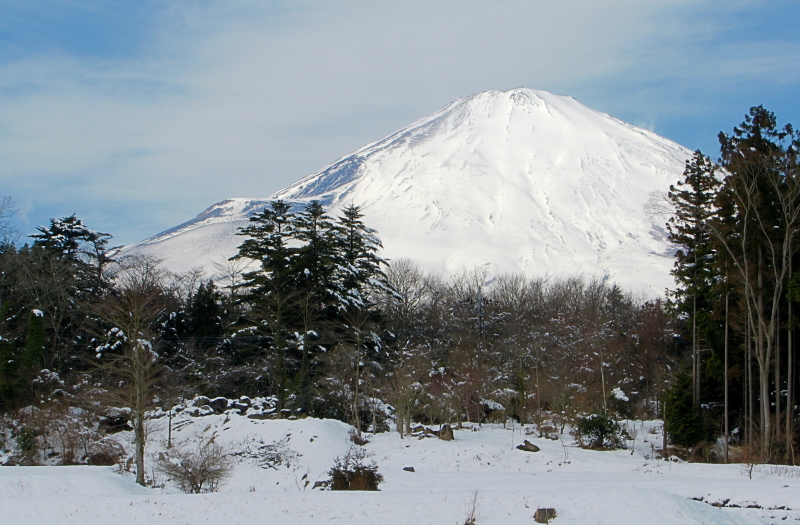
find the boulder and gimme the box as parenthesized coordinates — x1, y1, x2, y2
(247, 412, 274, 420)
(231, 401, 250, 413)
(534, 508, 557, 523)
(516, 440, 540, 452)
(192, 396, 211, 407)
(403, 466, 415, 472)
(189, 405, 215, 417)
(84, 439, 125, 466)
(208, 397, 230, 414)
(438, 424, 454, 441)
(98, 415, 131, 434)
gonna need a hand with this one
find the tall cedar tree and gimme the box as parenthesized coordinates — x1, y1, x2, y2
(712, 106, 800, 458)
(233, 201, 297, 409)
(667, 151, 721, 412)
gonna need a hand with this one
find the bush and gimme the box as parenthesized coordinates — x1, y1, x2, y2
(16, 426, 39, 463)
(156, 438, 233, 493)
(328, 445, 383, 490)
(576, 413, 628, 449)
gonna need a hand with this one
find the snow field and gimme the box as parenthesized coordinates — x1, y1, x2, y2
(2, 412, 798, 524)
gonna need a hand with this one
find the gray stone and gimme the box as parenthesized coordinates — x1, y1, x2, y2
(516, 440, 541, 452)
(438, 424, 454, 441)
(534, 508, 557, 523)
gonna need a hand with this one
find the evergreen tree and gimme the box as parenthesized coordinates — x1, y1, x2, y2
(187, 282, 225, 345)
(293, 200, 338, 311)
(333, 204, 393, 311)
(665, 372, 705, 448)
(666, 151, 722, 408)
(233, 201, 298, 409)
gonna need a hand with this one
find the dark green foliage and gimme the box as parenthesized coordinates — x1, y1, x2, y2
(667, 151, 722, 328)
(30, 214, 115, 299)
(187, 282, 225, 344)
(576, 413, 628, 449)
(16, 426, 38, 460)
(230, 200, 394, 416)
(664, 373, 704, 447)
(22, 310, 46, 369)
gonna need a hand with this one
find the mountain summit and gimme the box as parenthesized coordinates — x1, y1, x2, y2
(127, 88, 689, 296)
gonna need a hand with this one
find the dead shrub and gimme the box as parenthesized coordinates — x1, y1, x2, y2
(328, 445, 383, 491)
(156, 437, 233, 493)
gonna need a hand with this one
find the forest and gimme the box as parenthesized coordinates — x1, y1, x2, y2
(0, 106, 798, 476)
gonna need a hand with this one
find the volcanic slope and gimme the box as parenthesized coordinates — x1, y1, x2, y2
(126, 88, 689, 296)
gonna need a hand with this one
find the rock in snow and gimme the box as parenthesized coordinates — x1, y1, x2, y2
(124, 88, 689, 296)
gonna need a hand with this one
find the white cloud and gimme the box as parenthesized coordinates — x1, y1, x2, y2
(0, 0, 797, 244)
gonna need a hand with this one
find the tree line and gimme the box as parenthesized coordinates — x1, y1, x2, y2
(666, 106, 800, 462)
(0, 201, 677, 434)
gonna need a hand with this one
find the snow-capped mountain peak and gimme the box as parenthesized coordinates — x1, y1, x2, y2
(125, 88, 688, 296)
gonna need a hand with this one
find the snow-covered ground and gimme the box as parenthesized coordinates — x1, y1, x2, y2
(2, 409, 798, 524)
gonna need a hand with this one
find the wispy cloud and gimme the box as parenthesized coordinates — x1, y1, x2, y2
(0, 0, 798, 244)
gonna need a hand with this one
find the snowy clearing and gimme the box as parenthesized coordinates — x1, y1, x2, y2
(2, 411, 798, 524)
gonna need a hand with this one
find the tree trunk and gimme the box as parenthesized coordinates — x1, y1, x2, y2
(134, 414, 146, 486)
(748, 323, 754, 449)
(725, 291, 729, 464)
(776, 303, 782, 449)
(788, 280, 795, 463)
(693, 292, 699, 407)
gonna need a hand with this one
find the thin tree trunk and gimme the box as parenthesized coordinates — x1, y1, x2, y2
(353, 348, 361, 437)
(599, 347, 608, 414)
(748, 323, 754, 449)
(693, 292, 699, 407)
(788, 287, 795, 464)
(758, 245, 771, 458)
(167, 406, 173, 449)
(725, 291, 730, 463)
(776, 302, 782, 449)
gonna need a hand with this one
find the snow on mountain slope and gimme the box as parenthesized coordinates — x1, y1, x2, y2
(126, 88, 689, 296)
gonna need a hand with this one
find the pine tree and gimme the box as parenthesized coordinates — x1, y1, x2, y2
(667, 151, 722, 408)
(30, 214, 115, 304)
(293, 200, 338, 310)
(333, 204, 392, 311)
(233, 201, 298, 409)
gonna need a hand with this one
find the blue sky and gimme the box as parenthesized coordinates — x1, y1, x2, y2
(1, 0, 799, 246)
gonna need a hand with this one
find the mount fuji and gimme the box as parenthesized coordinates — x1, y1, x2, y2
(125, 88, 690, 297)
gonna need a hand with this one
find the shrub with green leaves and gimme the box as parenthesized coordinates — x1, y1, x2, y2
(576, 413, 628, 449)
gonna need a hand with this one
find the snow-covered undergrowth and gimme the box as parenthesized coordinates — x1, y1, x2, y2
(1, 409, 798, 524)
